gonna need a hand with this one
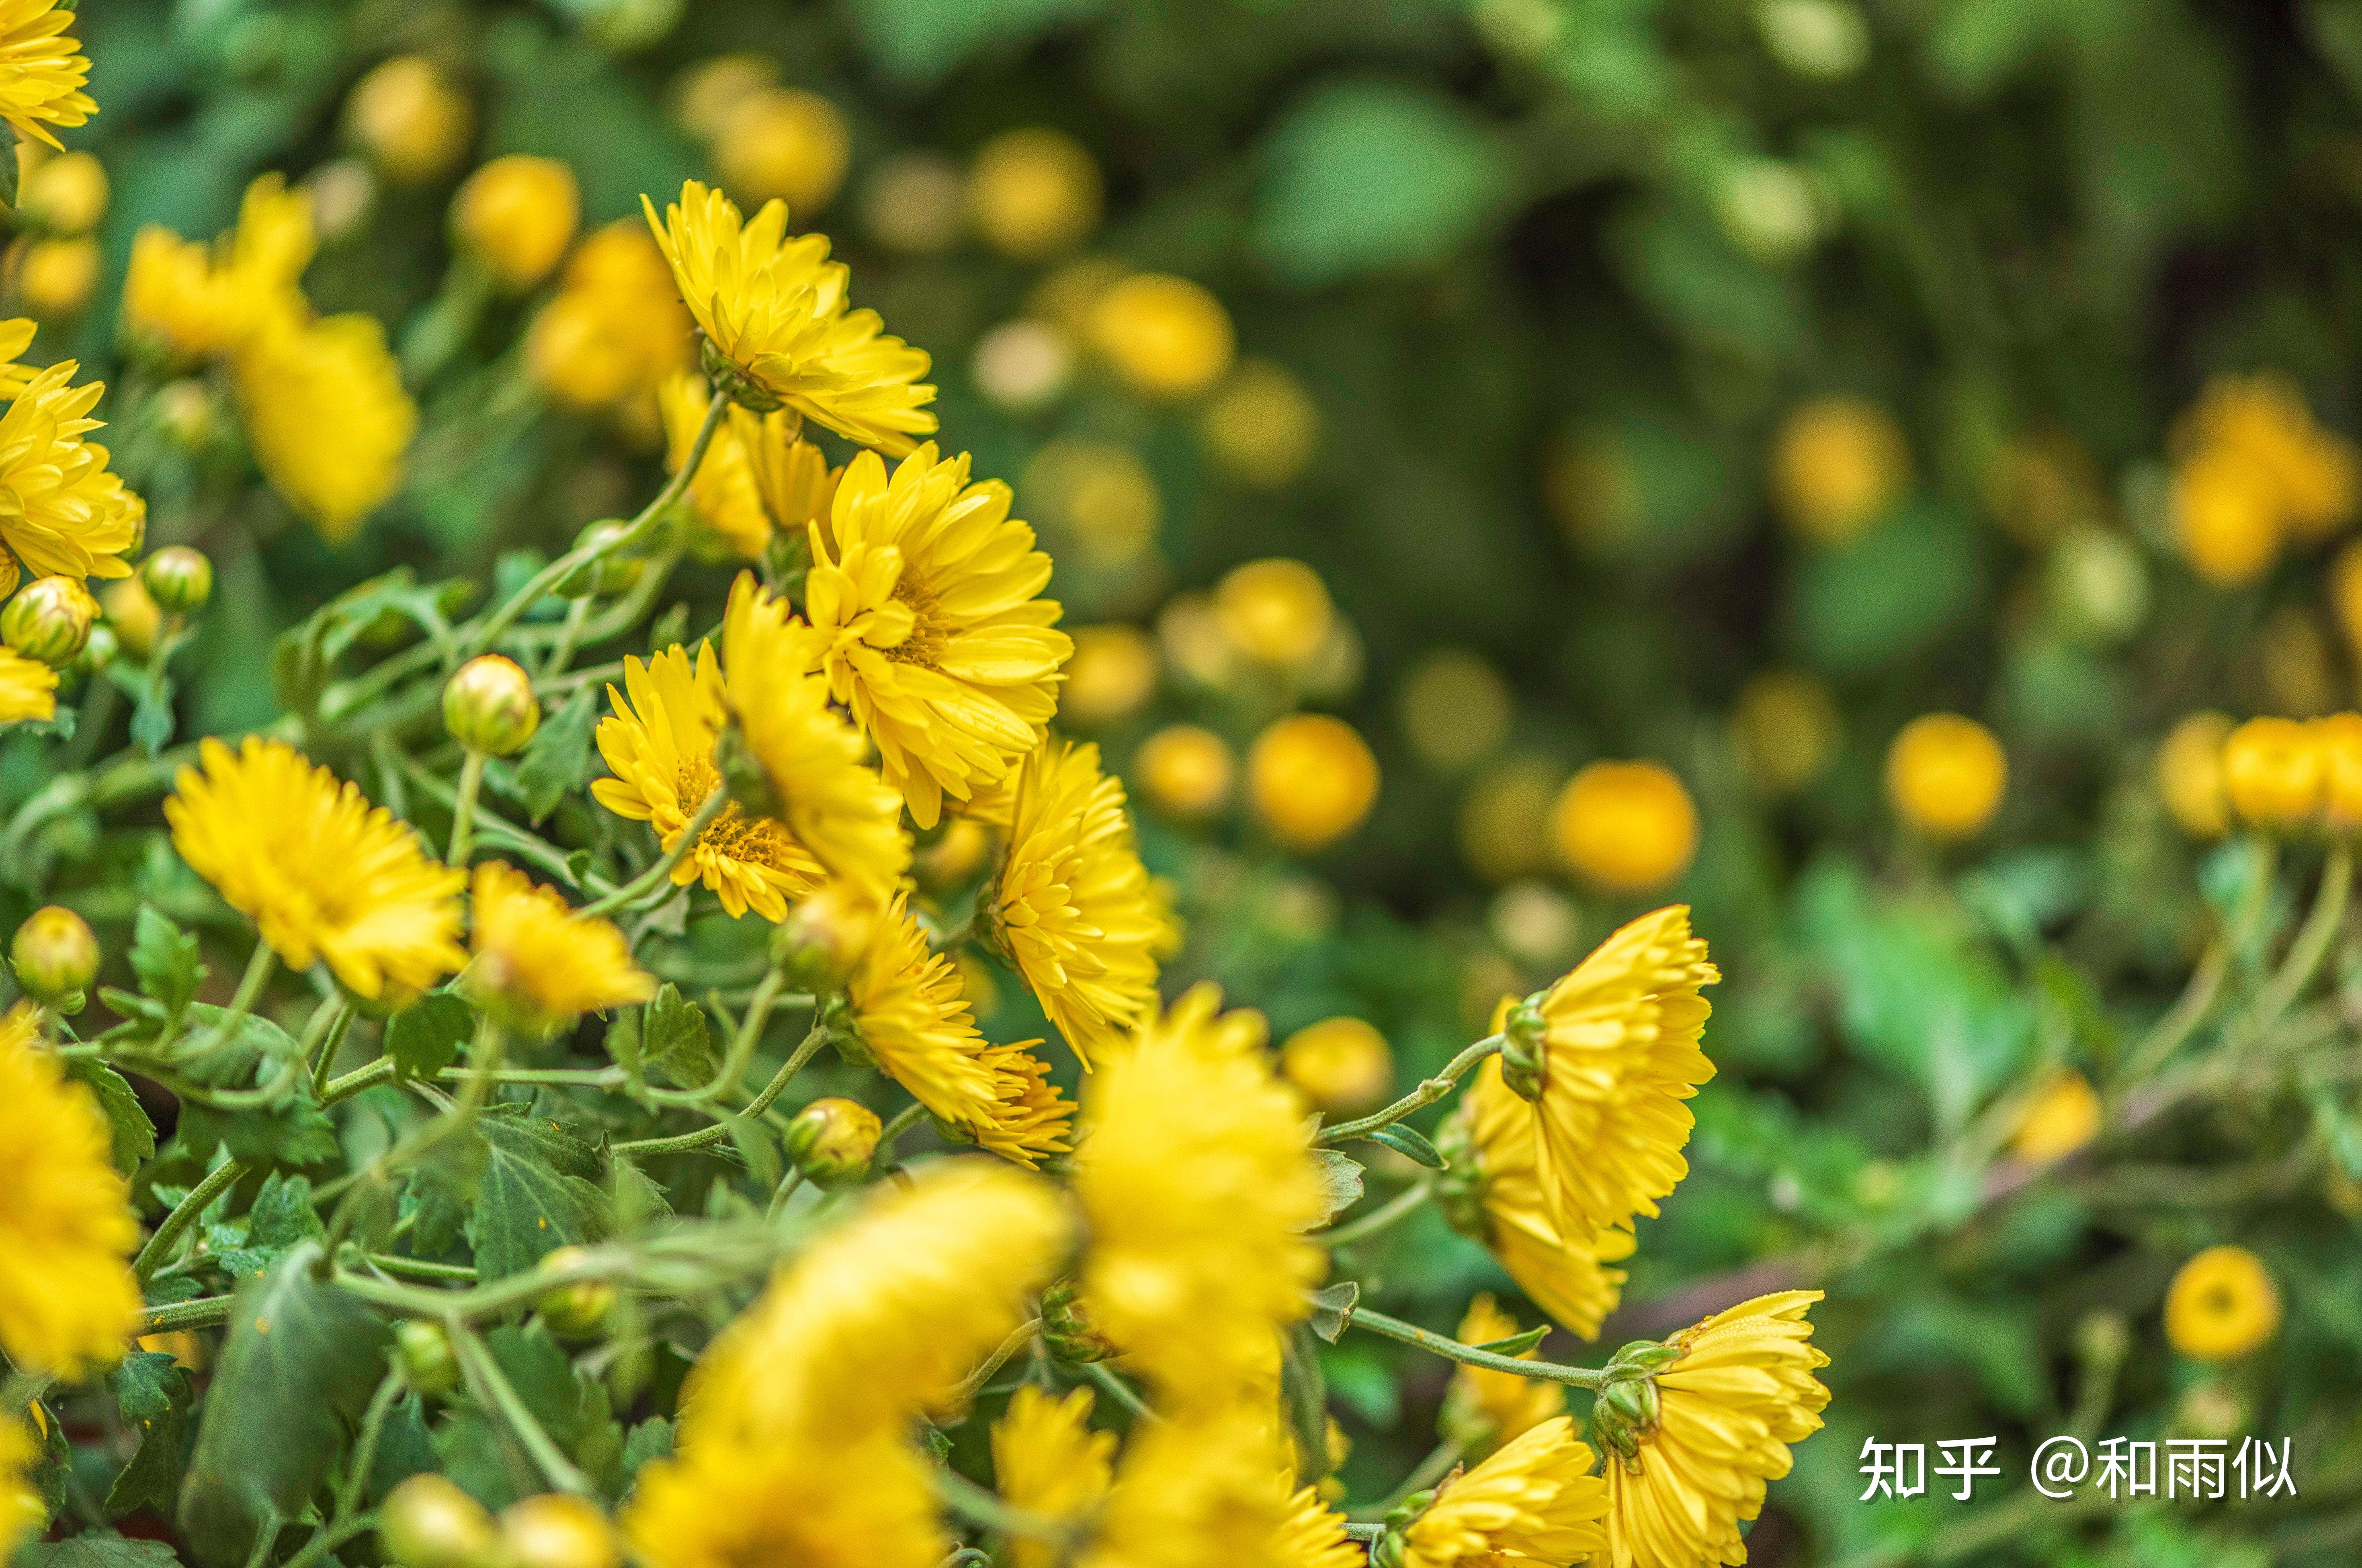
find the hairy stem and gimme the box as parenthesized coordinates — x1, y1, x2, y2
(447, 749, 487, 865)
(135, 1156, 249, 1283)
(451, 1322, 592, 1494)
(578, 788, 726, 919)
(1319, 1034, 1504, 1144)
(1348, 1306, 1608, 1388)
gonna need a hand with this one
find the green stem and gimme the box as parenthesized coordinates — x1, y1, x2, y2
(1080, 1362, 1158, 1424)
(540, 596, 591, 682)
(932, 1466, 1071, 1542)
(950, 1318, 1041, 1404)
(139, 1295, 238, 1334)
(135, 1157, 249, 1283)
(1347, 1306, 1608, 1388)
(447, 749, 487, 865)
(694, 965, 788, 1104)
(183, 940, 279, 1062)
(2249, 841, 2352, 1040)
(451, 1322, 592, 1494)
(308, 1000, 357, 1100)
(875, 1100, 928, 1156)
(577, 788, 727, 919)
(335, 1377, 405, 1521)
(611, 1015, 830, 1158)
(1318, 1177, 1435, 1247)
(1319, 1035, 1503, 1144)
(765, 1169, 804, 1220)
(365, 1254, 478, 1283)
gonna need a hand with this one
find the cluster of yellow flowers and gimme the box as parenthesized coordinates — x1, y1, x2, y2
(2153, 710, 2362, 837)
(2169, 375, 2358, 587)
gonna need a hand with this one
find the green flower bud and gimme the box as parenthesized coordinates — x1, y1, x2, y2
(2, 575, 97, 667)
(78, 621, 119, 673)
(1499, 993, 1547, 1103)
(444, 654, 542, 757)
(1369, 1487, 1440, 1568)
(555, 519, 645, 600)
(140, 546, 214, 614)
(153, 379, 218, 451)
(1039, 1277, 1120, 1364)
(378, 1474, 499, 1568)
(1432, 1115, 1491, 1240)
(393, 1319, 460, 1397)
(12, 905, 96, 1010)
(768, 884, 878, 992)
(783, 1097, 882, 1183)
(533, 1247, 616, 1338)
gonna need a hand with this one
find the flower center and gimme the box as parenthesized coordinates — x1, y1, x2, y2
(676, 756, 799, 872)
(884, 576, 948, 668)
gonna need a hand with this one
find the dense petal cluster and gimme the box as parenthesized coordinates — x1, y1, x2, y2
(992, 1387, 1117, 1568)
(122, 174, 314, 362)
(467, 861, 655, 1031)
(0, 360, 141, 580)
(0, 647, 57, 723)
(1400, 1417, 1608, 1568)
(0, 0, 94, 149)
(232, 308, 416, 542)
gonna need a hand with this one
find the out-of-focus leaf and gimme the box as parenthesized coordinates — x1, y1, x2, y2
(463, 1105, 616, 1278)
(844, 0, 1108, 86)
(513, 686, 598, 825)
(1311, 1149, 1365, 1224)
(105, 1351, 193, 1518)
(64, 1057, 156, 1173)
(387, 991, 476, 1084)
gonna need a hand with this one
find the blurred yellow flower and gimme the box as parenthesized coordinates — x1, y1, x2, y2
(2165, 1245, 2280, 1362)
(123, 175, 316, 363)
(1215, 557, 1333, 669)
(453, 155, 580, 289)
(1279, 1016, 1391, 1116)
(2174, 444, 2283, 586)
(1440, 1296, 1567, 1457)
(17, 234, 97, 316)
(344, 55, 473, 184)
(1089, 272, 1234, 400)
(1399, 1417, 1606, 1568)
(643, 180, 937, 453)
(2316, 712, 2362, 831)
(716, 88, 850, 214)
(1734, 670, 1840, 794)
(467, 861, 654, 1033)
(1135, 723, 1235, 821)
(591, 643, 823, 921)
(1772, 395, 1908, 544)
(166, 737, 465, 998)
(805, 444, 1071, 827)
(0, 360, 142, 579)
(1024, 438, 1161, 563)
(2010, 1070, 2101, 1164)
(0, 0, 94, 150)
(1083, 1403, 1293, 1568)
(1549, 760, 1698, 892)
(1599, 1292, 1831, 1568)
(737, 405, 838, 532)
(232, 308, 416, 543)
(672, 53, 779, 142)
(527, 221, 695, 417)
(1248, 714, 1379, 852)
(0, 649, 56, 723)
(1201, 359, 1320, 488)
(991, 1386, 1116, 1568)
(2156, 711, 2235, 839)
(2182, 373, 2358, 543)
(0, 1006, 140, 1379)
(969, 128, 1102, 261)
(2221, 715, 2321, 829)
(994, 738, 1170, 1065)
(2333, 540, 2362, 653)
(627, 1431, 940, 1568)
(1, 1414, 38, 1558)
(17, 147, 103, 235)
(659, 373, 771, 561)
(1060, 624, 1159, 728)
(1885, 713, 2006, 840)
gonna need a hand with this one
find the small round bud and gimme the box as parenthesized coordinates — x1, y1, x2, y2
(532, 1247, 615, 1339)
(453, 156, 581, 291)
(12, 905, 96, 1009)
(497, 1494, 619, 1568)
(18, 236, 100, 317)
(1280, 1017, 1392, 1116)
(444, 655, 541, 757)
(140, 546, 214, 614)
(768, 884, 878, 991)
(101, 579, 160, 664)
(154, 380, 218, 452)
(783, 1097, 882, 1184)
(1039, 1277, 1120, 1364)
(18, 150, 109, 236)
(555, 520, 645, 599)
(345, 55, 474, 185)
(393, 1319, 460, 1397)
(378, 1474, 499, 1568)
(2, 575, 98, 667)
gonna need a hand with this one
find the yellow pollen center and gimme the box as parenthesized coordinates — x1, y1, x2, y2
(885, 577, 948, 668)
(676, 757, 797, 871)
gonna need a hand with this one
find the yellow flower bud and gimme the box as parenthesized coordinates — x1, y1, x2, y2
(527, 291, 638, 409)
(2155, 711, 2235, 839)
(498, 1495, 619, 1568)
(141, 546, 213, 614)
(1280, 1017, 1393, 1115)
(17, 235, 98, 317)
(2172, 446, 2282, 587)
(532, 1247, 615, 1338)
(346, 56, 474, 184)
(968, 128, 1102, 261)
(1885, 714, 2007, 841)
(2314, 712, 2362, 832)
(1248, 714, 1379, 852)
(715, 88, 849, 214)
(783, 1096, 883, 1183)
(102, 578, 162, 664)
(17, 150, 107, 235)
(12, 905, 96, 1006)
(154, 380, 220, 453)
(2221, 716, 2321, 829)
(1734, 671, 1839, 794)
(1155, 592, 1237, 690)
(1214, 558, 1333, 669)
(453, 156, 580, 290)
(1399, 651, 1512, 772)
(2164, 1245, 2281, 1362)
(393, 1319, 460, 1397)
(672, 54, 779, 141)
(1135, 724, 1235, 820)
(1549, 759, 1699, 891)
(1058, 624, 1159, 729)
(378, 1475, 499, 1568)
(1088, 273, 1235, 400)
(2009, 1070, 2101, 1164)
(444, 655, 541, 757)
(769, 883, 879, 992)
(1772, 395, 1909, 544)
(1200, 359, 1320, 488)
(2, 575, 97, 666)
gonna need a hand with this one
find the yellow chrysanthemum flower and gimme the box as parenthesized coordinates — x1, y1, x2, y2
(1441, 1295, 1567, 1458)
(233, 307, 416, 542)
(591, 642, 823, 920)
(0, 315, 36, 399)
(660, 373, 770, 562)
(742, 408, 839, 532)
(719, 572, 910, 905)
(0, 0, 94, 149)
(1073, 985, 1327, 1402)
(1082, 1405, 1294, 1568)
(804, 444, 1071, 827)
(992, 1386, 1116, 1568)
(121, 174, 316, 362)
(467, 861, 655, 1032)
(1519, 905, 1719, 1241)
(994, 739, 1170, 1066)
(1, 1413, 40, 1558)
(975, 1040, 1075, 1169)
(0, 648, 57, 723)
(1599, 1291, 1831, 1568)
(2165, 1245, 2282, 1361)
(0, 1007, 141, 1379)
(0, 360, 141, 580)
(846, 890, 1003, 1132)
(1439, 1053, 1633, 1339)
(165, 737, 466, 998)
(1398, 1416, 1608, 1568)
(1271, 1484, 1362, 1568)
(627, 1429, 941, 1568)
(641, 180, 937, 452)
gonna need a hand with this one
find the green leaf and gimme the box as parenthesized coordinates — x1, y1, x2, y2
(431, 1409, 528, 1512)
(205, 1173, 325, 1277)
(105, 1352, 193, 1518)
(130, 678, 178, 754)
(1469, 1324, 1551, 1358)
(23, 1541, 185, 1568)
(176, 1245, 393, 1566)
(387, 992, 475, 1083)
(602, 1011, 643, 1094)
(64, 1057, 156, 1172)
(130, 907, 205, 1020)
(619, 1417, 672, 1484)
(1366, 1125, 1444, 1168)
(172, 1091, 339, 1169)
(513, 687, 598, 826)
(1311, 1149, 1364, 1224)
(366, 1394, 436, 1505)
(640, 985, 713, 1091)
(463, 1105, 616, 1278)
(481, 1324, 596, 1449)
(843, 0, 1107, 85)
(1256, 80, 1514, 286)
(1304, 1280, 1360, 1345)
(1785, 501, 1985, 676)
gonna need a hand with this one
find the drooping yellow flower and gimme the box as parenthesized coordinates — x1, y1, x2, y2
(994, 738, 1170, 1066)
(846, 890, 1001, 1132)
(1399, 1417, 1608, 1568)
(660, 373, 770, 561)
(804, 444, 1071, 827)
(626, 1428, 942, 1568)
(992, 1386, 1116, 1568)
(1599, 1292, 1830, 1568)
(975, 1040, 1076, 1169)
(1440, 1296, 1566, 1457)
(0, 649, 57, 723)
(641, 180, 937, 453)
(1082, 1405, 1294, 1568)
(1, 1413, 39, 1558)
(0, 0, 94, 150)
(741, 405, 840, 532)
(121, 174, 316, 362)
(467, 861, 655, 1032)
(590, 642, 823, 921)
(0, 1007, 141, 1379)
(233, 307, 416, 543)
(1270, 1484, 1361, 1568)
(719, 573, 911, 905)
(1073, 985, 1326, 1402)
(165, 737, 466, 998)
(2165, 1245, 2281, 1362)
(0, 360, 141, 579)
(1520, 905, 1718, 1242)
